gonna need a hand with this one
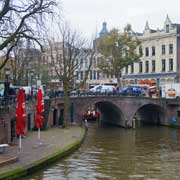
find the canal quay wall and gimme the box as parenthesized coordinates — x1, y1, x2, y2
(0, 126, 86, 180)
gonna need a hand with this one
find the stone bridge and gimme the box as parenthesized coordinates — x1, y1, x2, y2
(1, 96, 180, 143)
(49, 96, 180, 128)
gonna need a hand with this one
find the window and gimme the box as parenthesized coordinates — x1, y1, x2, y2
(145, 47, 149, 56)
(80, 59, 83, 68)
(152, 46, 155, 56)
(169, 58, 173, 71)
(93, 71, 96, 80)
(162, 59, 166, 72)
(169, 44, 173, 54)
(85, 71, 88, 79)
(76, 71, 79, 80)
(152, 60, 155, 72)
(125, 66, 128, 74)
(166, 24, 169, 33)
(97, 71, 100, 80)
(80, 71, 83, 80)
(178, 111, 180, 117)
(139, 62, 143, 73)
(162, 45, 166, 55)
(131, 64, 134, 73)
(93, 58, 97, 68)
(145, 61, 149, 73)
(90, 70, 93, 80)
(102, 73, 105, 78)
(85, 59, 88, 68)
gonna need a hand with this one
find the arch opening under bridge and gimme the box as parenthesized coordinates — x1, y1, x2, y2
(131, 104, 166, 128)
(94, 101, 126, 127)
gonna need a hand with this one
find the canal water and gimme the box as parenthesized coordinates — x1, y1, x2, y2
(25, 123, 180, 180)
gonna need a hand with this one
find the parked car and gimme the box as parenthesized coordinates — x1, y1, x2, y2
(119, 85, 146, 96)
(22, 86, 31, 99)
(89, 85, 116, 94)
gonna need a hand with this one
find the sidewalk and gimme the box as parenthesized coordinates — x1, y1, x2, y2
(0, 126, 85, 180)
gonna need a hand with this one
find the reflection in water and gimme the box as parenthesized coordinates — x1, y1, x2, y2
(24, 123, 180, 180)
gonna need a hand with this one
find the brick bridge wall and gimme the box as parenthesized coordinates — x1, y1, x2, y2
(49, 97, 180, 128)
(0, 101, 36, 143)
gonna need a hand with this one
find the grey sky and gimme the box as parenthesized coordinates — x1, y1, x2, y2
(61, 0, 180, 38)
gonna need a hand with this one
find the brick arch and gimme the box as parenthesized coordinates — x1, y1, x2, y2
(95, 101, 126, 127)
(47, 99, 64, 127)
(72, 98, 126, 126)
(129, 103, 166, 127)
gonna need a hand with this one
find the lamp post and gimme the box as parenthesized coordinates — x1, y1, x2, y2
(4, 68, 10, 105)
(30, 71, 34, 98)
(4, 68, 10, 82)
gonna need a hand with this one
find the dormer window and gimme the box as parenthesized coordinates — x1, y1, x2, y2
(166, 24, 169, 33)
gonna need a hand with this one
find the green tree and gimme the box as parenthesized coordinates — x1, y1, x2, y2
(97, 26, 142, 87)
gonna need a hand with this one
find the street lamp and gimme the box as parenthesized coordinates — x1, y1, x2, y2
(4, 68, 11, 82)
(30, 70, 34, 98)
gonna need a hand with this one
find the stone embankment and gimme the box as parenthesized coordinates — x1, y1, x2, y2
(0, 126, 86, 180)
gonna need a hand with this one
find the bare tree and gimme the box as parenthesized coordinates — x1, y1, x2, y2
(0, 0, 57, 70)
(46, 22, 95, 127)
(10, 39, 41, 86)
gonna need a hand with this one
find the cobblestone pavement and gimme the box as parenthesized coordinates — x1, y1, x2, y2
(0, 126, 83, 175)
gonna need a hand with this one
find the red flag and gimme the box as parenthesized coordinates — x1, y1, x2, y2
(35, 89, 44, 129)
(16, 89, 26, 135)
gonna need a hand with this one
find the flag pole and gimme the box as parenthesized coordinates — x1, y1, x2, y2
(19, 135, 22, 149)
(38, 128, 40, 140)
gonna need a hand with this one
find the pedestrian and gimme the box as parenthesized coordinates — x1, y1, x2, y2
(159, 87, 162, 98)
(148, 90, 152, 98)
(84, 119, 88, 130)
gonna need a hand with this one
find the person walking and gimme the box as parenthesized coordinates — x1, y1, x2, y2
(84, 119, 88, 130)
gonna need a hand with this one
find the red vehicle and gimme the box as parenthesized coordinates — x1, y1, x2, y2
(84, 109, 100, 121)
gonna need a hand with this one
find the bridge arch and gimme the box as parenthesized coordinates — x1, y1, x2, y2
(95, 101, 126, 127)
(71, 98, 126, 127)
(131, 103, 166, 127)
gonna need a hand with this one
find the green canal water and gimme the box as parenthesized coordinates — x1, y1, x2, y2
(25, 123, 180, 180)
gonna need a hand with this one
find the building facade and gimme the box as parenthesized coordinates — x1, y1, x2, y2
(123, 15, 180, 86)
(84, 22, 117, 89)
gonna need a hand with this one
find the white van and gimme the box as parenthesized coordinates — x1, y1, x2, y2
(161, 83, 180, 99)
(89, 85, 116, 93)
(22, 86, 31, 98)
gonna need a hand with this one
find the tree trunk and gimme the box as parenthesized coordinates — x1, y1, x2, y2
(63, 82, 69, 128)
(117, 72, 123, 89)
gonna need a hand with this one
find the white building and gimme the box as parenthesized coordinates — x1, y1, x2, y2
(123, 15, 180, 86)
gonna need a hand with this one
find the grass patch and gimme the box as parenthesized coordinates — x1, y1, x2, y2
(0, 168, 26, 180)
(168, 123, 180, 129)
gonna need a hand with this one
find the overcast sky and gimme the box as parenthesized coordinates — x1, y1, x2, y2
(61, 0, 180, 38)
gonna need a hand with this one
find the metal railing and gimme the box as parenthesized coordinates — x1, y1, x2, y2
(0, 96, 17, 107)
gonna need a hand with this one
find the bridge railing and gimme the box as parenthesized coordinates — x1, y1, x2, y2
(47, 90, 169, 99)
(48, 91, 123, 98)
(0, 96, 17, 107)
